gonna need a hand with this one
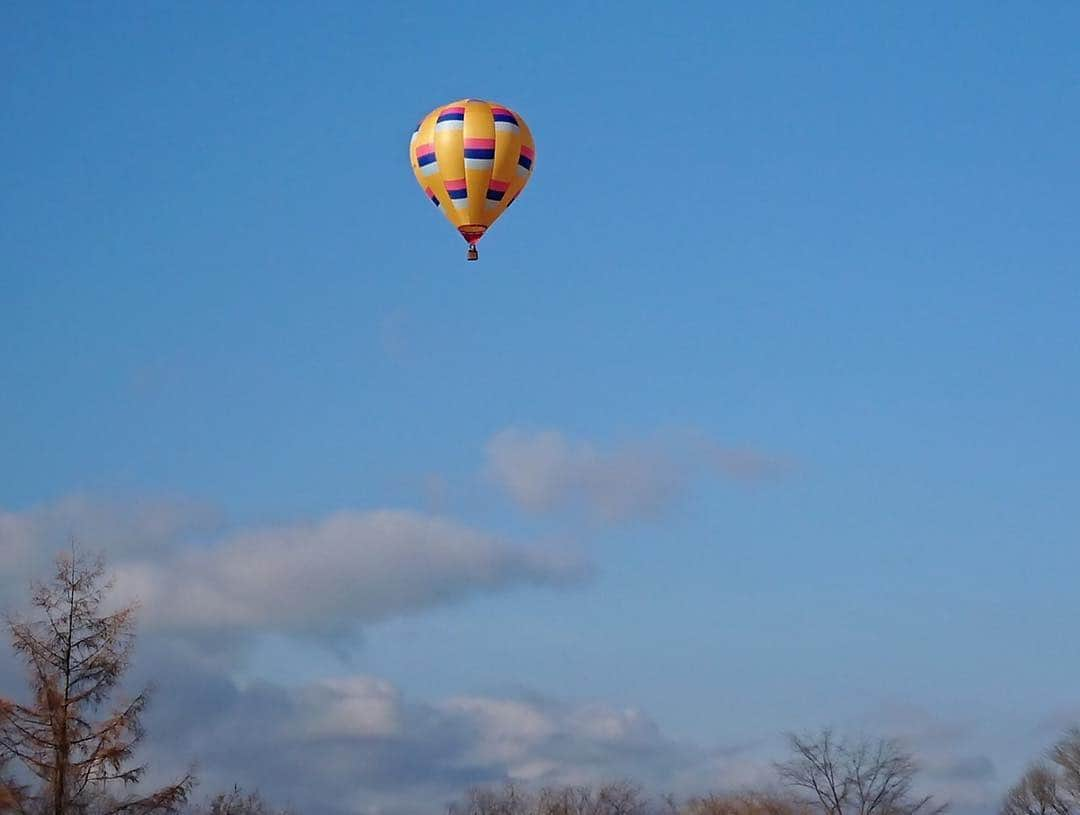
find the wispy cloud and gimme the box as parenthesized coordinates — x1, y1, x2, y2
(485, 428, 791, 523)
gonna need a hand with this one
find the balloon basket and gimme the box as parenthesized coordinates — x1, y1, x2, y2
(466, 244, 479, 261)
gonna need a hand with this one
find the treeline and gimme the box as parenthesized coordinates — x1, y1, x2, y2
(0, 551, 1076, 815)
(447, 726, 944, 815)
(453, 727, 1080, 815)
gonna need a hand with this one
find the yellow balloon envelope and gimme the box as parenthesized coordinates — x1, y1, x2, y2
(409, 99, 535, 260)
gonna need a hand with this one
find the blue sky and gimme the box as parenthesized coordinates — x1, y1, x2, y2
(2, 3, 1079, 812)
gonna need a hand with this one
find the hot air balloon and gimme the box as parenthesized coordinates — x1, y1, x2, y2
(409, 99, 535, 261)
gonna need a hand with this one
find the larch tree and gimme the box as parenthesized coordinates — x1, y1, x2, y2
(0, 548, 194, 815)
(0, 753, 27, 812)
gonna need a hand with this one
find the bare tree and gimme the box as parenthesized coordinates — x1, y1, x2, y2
(1001, 763, 1071, 815)
(1000, 727, 1080, 815)
(775, 729, 946, 815)
(451, 783, 532, 815)
(682, 792, 808, 815)
(537, 786, 592, 815)
(595, 782, 648, 815)
(1052, 730, 1080, 803)
(185, 786, 296, 815)
(450, 783, 650, 815)
(538, 783, 648, 815)
(0, 549, 194, 815)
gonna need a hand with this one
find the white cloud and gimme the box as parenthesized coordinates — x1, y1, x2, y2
(0, 493, 221, 564)
(139, 672, 1000, 815)
(0, 492, 1010, 815)
(439, 697, 558, 767)
(0, 497, 588, 639)
(3, 641, 1016, 815)
(128, 663, 763, 815)
(299, 677, 403, 739)
(0, 511, 33, 569)
(485, 429, 789, 523)
(0, 494, 224, 608)
(109, 508, 586, 635)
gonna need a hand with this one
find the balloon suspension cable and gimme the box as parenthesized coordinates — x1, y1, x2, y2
(466, 244, 479, 261)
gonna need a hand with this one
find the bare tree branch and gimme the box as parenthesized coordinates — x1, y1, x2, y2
(776, 729, 946, 815)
